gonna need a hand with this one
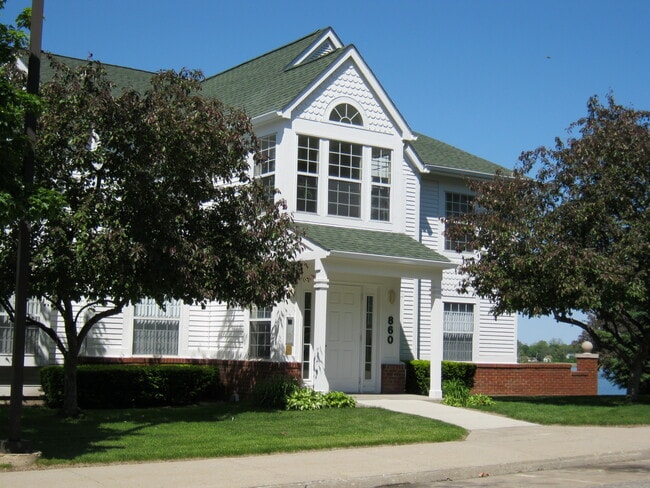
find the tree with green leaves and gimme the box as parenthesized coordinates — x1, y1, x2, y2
(446, 95, 649, 400)
(0, 57, 304, 417)
(0, 0, 38, 227)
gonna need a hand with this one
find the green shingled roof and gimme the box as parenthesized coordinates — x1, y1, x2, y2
(201, 29, 345, 118)
(297, 223, 450, 263)
(41, 54, 155, 94)
(412, 132, 510, 176)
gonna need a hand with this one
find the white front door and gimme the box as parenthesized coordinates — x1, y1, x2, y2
(326, 285, 362, 392)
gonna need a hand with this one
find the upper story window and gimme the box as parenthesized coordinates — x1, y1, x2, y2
(328, 140, 362, 217)
(329, 103, 363, 126)
(296, 135, 319, 213)
(444, 192, 473, 251)
(255, 134, 276, 202)
(370, 148, 391, 221)
(133, 298, 181, 356)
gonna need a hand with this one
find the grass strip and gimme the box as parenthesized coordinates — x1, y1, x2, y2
(0, 403, 466, 466)
(470, 395, 650, 425)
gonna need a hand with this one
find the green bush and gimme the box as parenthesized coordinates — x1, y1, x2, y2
(249, 375, 300, 409)
(324, 391, 356, 408)
(404, 360, 477, 395)
(286, 387, 326, 410)
(466, 394, 496, 407)
(285, 388, 357, 411)
(40, 364, 221, 409)
(442, 361, 476, 389)
(404, 360, 431, 395)
(441, 378, 470, 407)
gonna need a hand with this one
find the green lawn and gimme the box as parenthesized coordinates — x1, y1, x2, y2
(470, 395, 650, 425)
(0, 403, 466, 466)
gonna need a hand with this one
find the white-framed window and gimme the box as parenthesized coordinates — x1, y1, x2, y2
(444, 192, 473, 251)
(329, 103, 363, 126)
(296, 135, 319, 213)
(328, 140, 362, 217)
(255, 134, 276, 202)
(132, 298, 180, 355)
(443, 302, 474, 361)
(0, 301, 43, 355)
(371, 147, 391, 221)
(249, 305, 272, 359)
(302, 292, 313, 379)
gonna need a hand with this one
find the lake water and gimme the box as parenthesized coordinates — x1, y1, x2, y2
(598, 370, 625, 395)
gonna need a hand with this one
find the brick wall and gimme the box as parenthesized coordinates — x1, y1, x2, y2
(80, 357, 302, 398)
(381, 363, 406, 393)
(471, 354, 599, 396)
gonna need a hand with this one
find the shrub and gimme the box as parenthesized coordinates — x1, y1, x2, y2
(404, 360, 477, 396)
(324, 391, 356, 408)
(286, 387, 326, 410)
(404, 360, 431, 395)
(249, 375, 300, 409)
(441, 378, 470, 407)
(40, 365, 221, 409)
(285, 388, 357, 411)
(466, 394, 496, 407)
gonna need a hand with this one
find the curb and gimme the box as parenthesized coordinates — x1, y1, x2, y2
(266, 450, 650, 488)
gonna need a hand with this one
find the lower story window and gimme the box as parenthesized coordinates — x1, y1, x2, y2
(0, 306, 42, 355)
(443, 303, 474, 361)
(133, 299, 180, 355)
(302, 292, 313, 379)
(249, 306, 272, 359)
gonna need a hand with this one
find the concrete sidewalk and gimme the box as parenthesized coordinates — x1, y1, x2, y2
(2, 395, 649, 488)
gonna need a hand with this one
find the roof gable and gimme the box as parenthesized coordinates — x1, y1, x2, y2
(200, 29, 345, 118)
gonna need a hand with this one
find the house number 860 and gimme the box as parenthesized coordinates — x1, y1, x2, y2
(387, 316, 394, 344)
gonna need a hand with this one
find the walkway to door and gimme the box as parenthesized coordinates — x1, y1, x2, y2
(354, 394, 536, 430)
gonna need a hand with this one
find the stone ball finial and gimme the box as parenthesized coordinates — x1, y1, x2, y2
(581, 341, 594, 353)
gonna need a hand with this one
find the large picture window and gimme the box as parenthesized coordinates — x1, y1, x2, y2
(249, 306, 272, 359)
(296, 135, 319, 213)
(443, 302, 474, 361)
(133, 299, 180, 355)
(328, 140, 362, 217)
(444, 192, 473, 251)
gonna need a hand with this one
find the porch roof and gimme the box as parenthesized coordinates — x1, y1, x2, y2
(297, 223, 451, 264)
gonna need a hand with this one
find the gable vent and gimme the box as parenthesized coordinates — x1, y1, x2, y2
(305, 40, 335, 62)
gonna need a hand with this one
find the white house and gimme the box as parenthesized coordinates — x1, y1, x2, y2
(0, 28, 516, 398)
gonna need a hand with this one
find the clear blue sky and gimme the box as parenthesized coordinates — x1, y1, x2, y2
(3, 0, 649, 344)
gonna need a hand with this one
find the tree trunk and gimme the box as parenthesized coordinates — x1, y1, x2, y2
(62, 352, 80, 417)
(626, 355, 644, 403)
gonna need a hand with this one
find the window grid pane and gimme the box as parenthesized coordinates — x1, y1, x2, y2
(443, 303, 474, 361)
(329, 103, 363, 126)
(364, 296, 374, 380)
(297, 175, 318, 213)
(256, 134, 276, 202)
(328, 141, 362, 180)
(445, 192, 473, 251)
(371, 186, 390, 221)
(302, 292, 313, 379)
(328, 180, 361, 217)
(249, 306, 272, 359)
(133, 298, 180, 355)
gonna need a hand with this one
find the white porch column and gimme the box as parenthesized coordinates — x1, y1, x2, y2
(429, 271, 444, 399)
(312, 258, 330, 392)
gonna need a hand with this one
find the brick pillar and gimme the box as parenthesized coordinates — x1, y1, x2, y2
(381, 363, 406, 393)
(575, 352, 599, 395)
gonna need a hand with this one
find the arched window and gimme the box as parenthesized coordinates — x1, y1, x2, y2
(329, 103, 363, 126)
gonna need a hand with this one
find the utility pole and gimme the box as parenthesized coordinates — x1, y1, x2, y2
(5, 0, 44, 453)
